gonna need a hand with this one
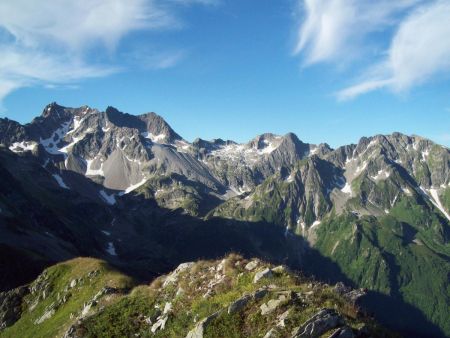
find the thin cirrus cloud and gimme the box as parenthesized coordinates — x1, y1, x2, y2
(295, 0, 450, 100)
(0, 0, 217, 103)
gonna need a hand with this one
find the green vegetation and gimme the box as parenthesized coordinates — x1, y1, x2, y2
(313, 208, 450, 336)
(2, 255, 393, 338)
(1, 258, 134, 338)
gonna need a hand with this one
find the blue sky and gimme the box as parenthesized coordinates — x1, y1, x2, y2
(0, 0, 449, 148)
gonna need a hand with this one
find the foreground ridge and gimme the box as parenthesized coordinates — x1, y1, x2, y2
(0, 255, 395, 338)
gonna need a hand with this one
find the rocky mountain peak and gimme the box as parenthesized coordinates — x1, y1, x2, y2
(138, 111, 182, 144)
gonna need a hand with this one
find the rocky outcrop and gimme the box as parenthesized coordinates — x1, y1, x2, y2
(333, 283, 366, 305)
(186, 311, 221, 338)
(328, 326, 355, 338)
(163, 262, 195, 288)
(292, 308, 344, 338)
(228, 295, 252, 314)
(0, 286, 28, 330)
(254, 268, 273, 283)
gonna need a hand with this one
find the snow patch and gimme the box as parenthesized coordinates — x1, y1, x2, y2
(429, 188, 450, 221)
(40, 122, 71, 155)
(209, 137, 281, 166)
(309, 147, 319, 155)
(419, 187, 450, 222)
(371, 169, 390, 181)
(9, 141, 37, 153)
(155, 189, 164, 197)
(310, 220, 321, 230)
(52, 174, 69, 189)
(356, 161, 368, 173)
(106, 242, 117, 256)
(99, 190, 116, 205)
(367, 139, 378, 148)
(402, 187, 412, 196)
(59, 135, 81, 154)
(341, 182, 352, 195)
(142, 132, 166, 143)
(286, 173, 295, 183)
(86, 159, 105, 176)
(67, 115, 85, 135)
(119, 178, 148, 195)
(258, 141, 277, 155)
(421, 149, 429, 162)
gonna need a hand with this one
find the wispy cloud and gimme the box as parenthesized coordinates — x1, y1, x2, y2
(123, 48, 188, 70)
(0, 0, 213, 102)
(294, 0, 420, 65)
(295, 0, 450, 100)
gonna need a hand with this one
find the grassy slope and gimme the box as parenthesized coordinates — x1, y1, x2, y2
(1, 258, 134, 338)
(75, 255, 393, 338)
(313, 204, 450, 336)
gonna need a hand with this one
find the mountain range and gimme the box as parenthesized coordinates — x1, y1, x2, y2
(0, 103, 449, 337)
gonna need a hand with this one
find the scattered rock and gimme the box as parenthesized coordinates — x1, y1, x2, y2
(272, 265, 287, 274)
(253, 288, 269, 301)
(87, 270, 100, 279)
(263, 327, 280, 338)
(151, 302, 173, 333)
(163, 302, 172, 314)
(163, 262, 194, 288)
(245, 260, 259, 271)
(62, 321, 81, 338)
(176, 287, 185, 297)
(228, 295, 251, 314)
(216, 259, 226, 273)
(186, 311, 221, 338)
(328, 326, 355, 338)
(0, 286, 29, 330)
(253, 268, 273, 284)
(292, 308, 344, 338)
(260, 295, 286, 315)
(334, 283, 366, 304)
(34, 308, 56, 325)
(202, 289, 214, 299)
(334, 282, 350, 295)
(93, 286, 117, 302)
(80, 300, 96, 318)
(277, 309, 290, 327)
(343, 289, 366, 304)
(151, 315, 169, 333)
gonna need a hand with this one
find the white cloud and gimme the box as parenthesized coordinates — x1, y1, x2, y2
(0, 0, 212, 102)
(336, 79, 393, 101)
(124, 48, 187, 70)
(0, 0, 174, 51)
(296, 0, 450, 99)
(337, 0, 450, 100)
(295, 0, 421, 65)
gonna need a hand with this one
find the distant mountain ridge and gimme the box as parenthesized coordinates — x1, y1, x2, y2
(0, 103, 449, 337)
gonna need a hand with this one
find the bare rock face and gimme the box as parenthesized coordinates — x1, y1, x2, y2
(327, 326, 355, 338)
(253, 268, 273, 284)
(333, 282, 366, 304)
(228, 295, 252, 314)
(0, 286, 29, 330)
(185, 311, 221, 338)
(245, 260, 259, 271)
(292, 308, 344, 338)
